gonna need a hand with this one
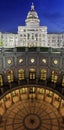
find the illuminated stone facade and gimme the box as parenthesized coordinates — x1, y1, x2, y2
(0, 3, 64, 48)
(0, 4, 64, 130)
(0, 3, 64, 94)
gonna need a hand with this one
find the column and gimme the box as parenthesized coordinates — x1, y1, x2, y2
(18, 80, 20, 86)
(1, 87, 4, 94)
(53, 83, 56, 89)
(3, 53, 6, 69)
(9, 83, 12, 89)
(62, 87, 64, 94)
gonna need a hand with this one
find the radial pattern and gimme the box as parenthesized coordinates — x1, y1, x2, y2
(0, 99, 63, 130)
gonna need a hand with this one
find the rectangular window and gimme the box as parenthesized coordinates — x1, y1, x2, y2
(40, 69, 47, 80)
(29, 72, 36, 80)
(18, 69, 24, 80)
(0, 75, 3, 86)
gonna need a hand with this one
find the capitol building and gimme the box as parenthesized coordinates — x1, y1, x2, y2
(0, 3, 64, 130)
(0, 3, 64, 48)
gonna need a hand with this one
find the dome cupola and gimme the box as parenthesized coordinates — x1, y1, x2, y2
(25, 3, 40, 27)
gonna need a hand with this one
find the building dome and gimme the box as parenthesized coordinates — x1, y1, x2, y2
(25, 3, 40, 27)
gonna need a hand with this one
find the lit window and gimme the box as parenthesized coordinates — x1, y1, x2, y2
(30, 87, 35, 93)
(54, 60, 58, 65)
(18, 69, 24, 80)
(39, 88, 44, 94)
(29, 69, 36, 79)
(31, 58, 35, 63)
(62, 76, 64, 87)
(0, 75, 3, 86)
(51, 71, 58, 83)
(20, 88, 27, 94)
(7, 70, 14, 83)
(12, 91, 16, 97)
(49, 91, 53, 97)
(40, 69, 47, 80)
(7, 59, 12, 64)
(42, 59, 46, 63)
(19, 59, 23, 63)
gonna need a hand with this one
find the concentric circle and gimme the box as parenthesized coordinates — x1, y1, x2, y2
(1, 100, 63, 130)
(23, 114, 41, 130)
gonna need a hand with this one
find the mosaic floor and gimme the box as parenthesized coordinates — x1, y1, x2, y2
(0, 99, 64, 130)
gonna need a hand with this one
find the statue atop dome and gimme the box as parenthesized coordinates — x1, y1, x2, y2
(31, 3, 35, 11)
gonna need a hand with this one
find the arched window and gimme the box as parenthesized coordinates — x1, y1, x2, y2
(7, 70, 14, 83)
(29, 87, 35, 93)
(18, 69, 24, 80)
(39, 88, 45, 94)
(51, 71, 58, 83)
(40, 69, 47, 80)
(0, 74, 3, 86)
(20, 88, 27, 94)
(29, 69, 36, 80)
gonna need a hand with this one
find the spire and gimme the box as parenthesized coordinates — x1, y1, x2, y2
(31, 2, 34, 11)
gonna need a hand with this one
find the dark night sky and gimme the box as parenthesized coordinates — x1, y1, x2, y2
(0, 0, 64, 33)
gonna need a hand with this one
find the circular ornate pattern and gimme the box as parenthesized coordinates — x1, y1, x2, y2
(19, 58, 23, 63)
(1, 100, 63, 130)
(31, 58, 35, 63)
(23, 114, 41, 130)
(7, 59, 12, 64)
(42, 58, 46, 63)
(54, 59, 58, 65)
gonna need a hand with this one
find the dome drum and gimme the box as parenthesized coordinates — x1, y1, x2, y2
(25, 3, 40, 26)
